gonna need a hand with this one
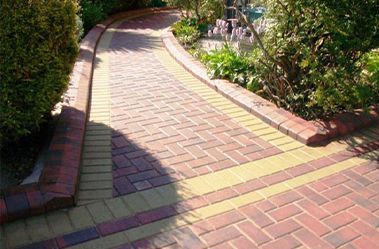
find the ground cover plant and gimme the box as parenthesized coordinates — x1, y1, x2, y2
(171, 18, 203, 47)
(198, 44, 256, 87)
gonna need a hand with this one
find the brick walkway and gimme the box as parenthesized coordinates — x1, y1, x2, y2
(1, 10, 379, 249)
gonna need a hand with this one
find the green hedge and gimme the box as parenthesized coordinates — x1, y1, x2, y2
(0, 0, 79, 142)
(80, 0, 116, 32)
(80, 0, 167, 34)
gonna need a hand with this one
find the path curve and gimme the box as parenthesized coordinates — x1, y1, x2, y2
(2, 10, 379, 249)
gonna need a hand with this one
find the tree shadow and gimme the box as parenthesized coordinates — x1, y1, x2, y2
(81, 119, 201, 248)
(1, 117, 199, 249)
(107, 12, 180, 54)
(333, 124, 379, 163)
(89, 11, 180, 72)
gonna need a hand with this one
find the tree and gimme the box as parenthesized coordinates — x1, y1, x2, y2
(166, 0, 224, 22)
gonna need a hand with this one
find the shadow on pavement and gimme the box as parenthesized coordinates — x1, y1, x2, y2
(337, 125, 379, 163)
(108, 12, 180, 54)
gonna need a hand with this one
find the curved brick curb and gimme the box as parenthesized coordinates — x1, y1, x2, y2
(0, 7, 176, 225)
(161, 30, 379, 145)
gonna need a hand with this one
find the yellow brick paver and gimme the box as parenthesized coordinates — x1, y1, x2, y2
(86, 201, 115, 224)
(68, 206, 95, 230)
(76, 21, 122, 205)
(46, 211, 73, 236)
(2, 11, 379, 249)
(4, 133, 373, 247)
(153, 46, 306, 152)
(71, 151, 376, 248)
(25, 216, 51, 242)
(3, 220, 30, 248)
(104, 198, 132, 219)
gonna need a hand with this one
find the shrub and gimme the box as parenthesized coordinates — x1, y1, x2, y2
(0, 0, 79, 142)
(172, 18, 201, 47)
(199, 0, 224, 23)
(79, 0, 166, 33)
(251, 0, 379, 119)
(363, 50, 379, 91)
(76, 14, 84, 41)
(149, 0, 167, 7)
(199, 44, 255, 86)
(166, 0, 223, 23)
(80, 0, 109, 32)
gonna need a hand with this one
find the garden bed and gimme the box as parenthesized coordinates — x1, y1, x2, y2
(162, 29, 379, 145)
(0, 117, 57, 190)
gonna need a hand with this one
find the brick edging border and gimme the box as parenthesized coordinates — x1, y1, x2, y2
(161, 30, 379, 145)
(0, 6, 176, 225)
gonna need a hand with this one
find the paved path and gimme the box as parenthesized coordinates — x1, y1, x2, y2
(2, 10, 379, 249)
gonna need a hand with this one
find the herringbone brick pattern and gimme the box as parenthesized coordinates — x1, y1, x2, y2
(2, 10, 378, 249)
(112, 160, 379, 249)
(108, 14, 279, 197)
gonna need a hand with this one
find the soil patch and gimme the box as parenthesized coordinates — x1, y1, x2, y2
(0, 116, 57, 189)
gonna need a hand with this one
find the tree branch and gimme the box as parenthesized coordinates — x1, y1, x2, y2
(232, 0, 280, 68)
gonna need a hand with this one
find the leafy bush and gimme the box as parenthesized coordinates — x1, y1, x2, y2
(172, 18, 202, 47)
(199, 44, 255, 86)
(0, 0, 79, 142)
(149, 0, 167, 7)
(166, 0, 223, 22)
(80, 0, 110, 32)
(363, 50, 379, 90)
(251, 0, 379, 119)
(79, 0, 166, 33)
(76, 14, 84, 41)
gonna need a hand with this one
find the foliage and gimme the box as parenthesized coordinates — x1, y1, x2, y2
(198, 44, 255, 86)
(79, 0, 167, 33)
(116, 0, 166, 9)
(149, 0, 167, 7)
(76, 14, 85, 41)
(200, 0, 224, 23)
(363, 50, 379, 89)
(192, 0, 379, 119)
(244, 0, 379, 119)
(0, 0, 79, 142)
(166, 0, 223, 22)
(172, 18, 202, 47)
(80, 0, 115, 32)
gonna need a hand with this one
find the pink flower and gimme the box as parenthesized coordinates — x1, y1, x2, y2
(232, 19, 237, 28)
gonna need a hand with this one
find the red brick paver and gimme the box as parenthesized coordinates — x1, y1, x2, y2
(3, 10, 379, 249)
(108, 14, 279, 197)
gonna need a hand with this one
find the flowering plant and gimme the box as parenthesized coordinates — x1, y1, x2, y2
(207, 17, 267, 50)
